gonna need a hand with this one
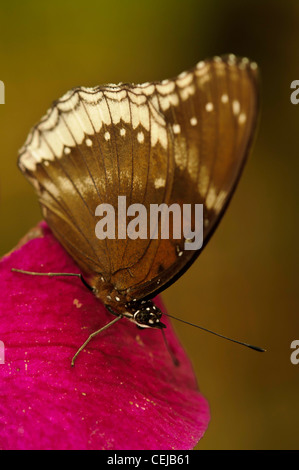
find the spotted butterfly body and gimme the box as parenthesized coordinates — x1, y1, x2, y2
(18, 55, 259, 328)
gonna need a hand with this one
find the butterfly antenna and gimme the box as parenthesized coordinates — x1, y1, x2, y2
(163, 312, 266, 352)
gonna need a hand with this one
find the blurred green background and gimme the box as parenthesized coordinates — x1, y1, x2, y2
(1, 0, 299, 450)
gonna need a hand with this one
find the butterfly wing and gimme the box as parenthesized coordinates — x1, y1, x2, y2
(126, 55, 260, 299)
(18, 55, 259, 302)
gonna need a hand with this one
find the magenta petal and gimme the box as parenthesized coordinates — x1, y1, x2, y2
(0, 222, 210, 450)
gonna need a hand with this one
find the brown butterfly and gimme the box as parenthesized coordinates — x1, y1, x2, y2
(14, 54, 261, 364)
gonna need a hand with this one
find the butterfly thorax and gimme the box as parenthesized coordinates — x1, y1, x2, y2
(89, 275, 166, 329)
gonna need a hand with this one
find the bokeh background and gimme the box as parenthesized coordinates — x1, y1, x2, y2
(0, 0, 298, 450)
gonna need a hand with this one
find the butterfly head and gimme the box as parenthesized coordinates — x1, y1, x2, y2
(125, 299, 166, 329)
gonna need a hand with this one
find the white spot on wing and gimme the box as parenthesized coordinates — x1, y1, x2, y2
(238, 112, 246, 124)
(176, 72, 193, 88)
(221, 94, 229, 104)
(173, 124, 181, 134)
(232, 100, 240, 115)
(154, 177, 166, 189)
(178, 70, 188, 79)
(159, 93, 179, 111)
(138, 81, 150, 87)
(130, 102, 150, 130)
(196, 61, 205, 69)
(180, 84, 195, 101)
(137, 131, 144, 143)
(156, 80, 175, 95)
(206, 187, 217, 209)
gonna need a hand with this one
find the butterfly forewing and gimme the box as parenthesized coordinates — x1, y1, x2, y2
(18, 55, 259, 305)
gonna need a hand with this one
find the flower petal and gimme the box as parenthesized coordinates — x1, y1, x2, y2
(0, 222, 209, 450)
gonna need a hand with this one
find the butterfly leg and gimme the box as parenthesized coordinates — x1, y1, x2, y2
(71, 314, 123, 366)
(105, 304, 121, 317)
(11, 268, 94, 292)
(161, 329, 180, 367)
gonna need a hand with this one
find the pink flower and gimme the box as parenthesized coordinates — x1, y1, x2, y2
(0, 222, 209, 450)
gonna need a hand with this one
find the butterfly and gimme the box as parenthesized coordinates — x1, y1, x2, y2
(15, 54, 260, 363)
